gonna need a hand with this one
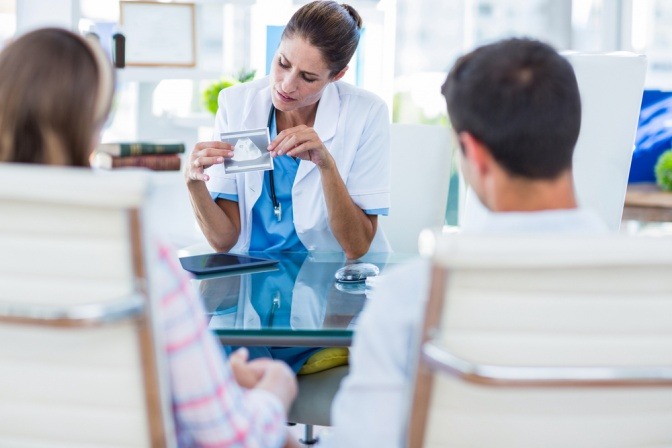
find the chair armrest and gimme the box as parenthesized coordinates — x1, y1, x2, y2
(0, 293, 145, 327)
(422, 340, 672, 387)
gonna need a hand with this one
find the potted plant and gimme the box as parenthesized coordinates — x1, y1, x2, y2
(202, 69, 256, 116)
(654, 148, 672, 192)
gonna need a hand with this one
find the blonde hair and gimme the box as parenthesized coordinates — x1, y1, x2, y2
(0, 27, 114, 166)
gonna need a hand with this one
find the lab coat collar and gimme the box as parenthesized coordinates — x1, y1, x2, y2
(313, 82, 339, 143)
(242, 82, 273, 131)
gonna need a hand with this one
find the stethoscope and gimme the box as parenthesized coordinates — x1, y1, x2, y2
(267, 104, 303, 222)
(267, 104, 282, 222)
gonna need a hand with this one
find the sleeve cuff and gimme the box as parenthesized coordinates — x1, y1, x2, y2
(350, 191, 390, 213)
(210, 192, 239, 202)
(364, 207, 389, 216)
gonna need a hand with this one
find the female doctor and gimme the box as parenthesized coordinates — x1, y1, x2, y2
(185, 0, 391, 259)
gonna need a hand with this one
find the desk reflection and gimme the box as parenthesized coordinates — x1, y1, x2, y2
(197, 252, 388, 372)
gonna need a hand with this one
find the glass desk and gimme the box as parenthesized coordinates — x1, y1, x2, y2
(189, 251, 416, 347)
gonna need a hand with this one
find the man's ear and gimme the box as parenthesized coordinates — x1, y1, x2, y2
(459, 132, 492, 176)
(331, 66, 349, 82)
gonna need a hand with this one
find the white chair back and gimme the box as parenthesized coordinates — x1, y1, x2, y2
(0, 164, 175, 447)
(460, 52, 647, 231)
(566, 51, 647, 230)
(410, 234, 672, 447)
(379, 123, 453, 253)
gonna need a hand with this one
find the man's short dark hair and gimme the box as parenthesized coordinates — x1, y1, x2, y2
(442, 38, 581, 179)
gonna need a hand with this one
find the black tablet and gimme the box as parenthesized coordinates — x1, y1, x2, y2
(179, 252, 279, 275)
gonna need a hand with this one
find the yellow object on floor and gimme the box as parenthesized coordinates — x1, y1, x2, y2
(298, 347, 349, 375)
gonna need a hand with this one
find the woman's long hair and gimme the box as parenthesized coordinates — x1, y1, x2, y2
(0, 27, 114, 166)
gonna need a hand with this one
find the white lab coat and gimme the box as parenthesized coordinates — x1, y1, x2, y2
(205, 77, 391, 254)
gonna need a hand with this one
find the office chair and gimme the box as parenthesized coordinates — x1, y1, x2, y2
(409, 233, 672, 447)
(380, 123, 453, 252)
(0, 164, 175, 447)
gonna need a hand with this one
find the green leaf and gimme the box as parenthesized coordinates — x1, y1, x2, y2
(202, 77, 238, 116)
(202, 69, 258, 116)
(236, 68, 257, 83)
(654, 148, 672, 191)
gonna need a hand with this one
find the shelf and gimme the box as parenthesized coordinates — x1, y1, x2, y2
(117, 67, 222, 83)
(167, 112, 215, 128)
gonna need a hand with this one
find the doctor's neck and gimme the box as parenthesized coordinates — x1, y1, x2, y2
(276, 101, 319, 131)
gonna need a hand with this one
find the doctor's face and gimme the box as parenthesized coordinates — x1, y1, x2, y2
(270, 36, 340, 113)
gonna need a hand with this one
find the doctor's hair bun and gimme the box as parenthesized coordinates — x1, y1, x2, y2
(283, 0, 363, 77)
(340, 4, 362, 29)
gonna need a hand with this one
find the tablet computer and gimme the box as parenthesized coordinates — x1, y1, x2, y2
(179, 252, 279, 275)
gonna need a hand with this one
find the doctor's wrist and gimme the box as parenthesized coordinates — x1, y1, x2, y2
(316, 152, 336, 172)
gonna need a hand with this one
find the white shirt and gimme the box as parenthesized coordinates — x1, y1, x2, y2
(327, 208, 609, 448)
(204, 77, 392, 254)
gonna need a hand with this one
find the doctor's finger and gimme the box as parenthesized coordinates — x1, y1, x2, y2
(285, 131, 323, 153)
(193, 155, 225, 168)
(193, 141, 233, 152)
(273, 135, 304, 156)
(193, 147, 233, 160)
(285, 140, 324, 158)
(268, 125, 310, 149)
(276, 131, 320, 155)
(288, 127, 321, 145)
(268, 132, 295, 153)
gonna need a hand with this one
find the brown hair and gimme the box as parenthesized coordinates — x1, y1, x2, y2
(282, 1, 362, 77)
(0, 28, 113, 167)
(443, 38, 580, 179)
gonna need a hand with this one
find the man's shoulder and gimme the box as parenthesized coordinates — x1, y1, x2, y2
(466, 207, 610, 235)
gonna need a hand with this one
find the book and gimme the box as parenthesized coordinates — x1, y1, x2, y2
(95, 142, 186, 157)
(91, 152, 182, 171)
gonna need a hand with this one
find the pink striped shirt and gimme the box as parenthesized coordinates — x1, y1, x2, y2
(154, 243, 287, 447)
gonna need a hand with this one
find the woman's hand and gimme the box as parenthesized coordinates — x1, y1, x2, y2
(268, 125, 334, 170)
(229, 348, 266, 388)
(184, 141, 234, 182)
(229, 348, 298, 411)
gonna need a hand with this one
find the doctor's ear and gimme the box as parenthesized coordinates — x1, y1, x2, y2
(331, 66, 348, 81)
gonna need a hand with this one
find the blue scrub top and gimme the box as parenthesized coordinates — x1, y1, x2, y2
(248, 109, 305, 251)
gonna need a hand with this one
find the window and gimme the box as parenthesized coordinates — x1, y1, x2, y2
(0, 0, 16, 48)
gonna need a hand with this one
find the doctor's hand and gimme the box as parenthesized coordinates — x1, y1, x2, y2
(268, 125, 334, 170)
(184, 141, 234, 183)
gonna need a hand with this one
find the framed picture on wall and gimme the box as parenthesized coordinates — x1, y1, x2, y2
(120, 1, 196, 67)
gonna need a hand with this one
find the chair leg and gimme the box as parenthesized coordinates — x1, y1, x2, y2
(300, 424, 319, 445)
